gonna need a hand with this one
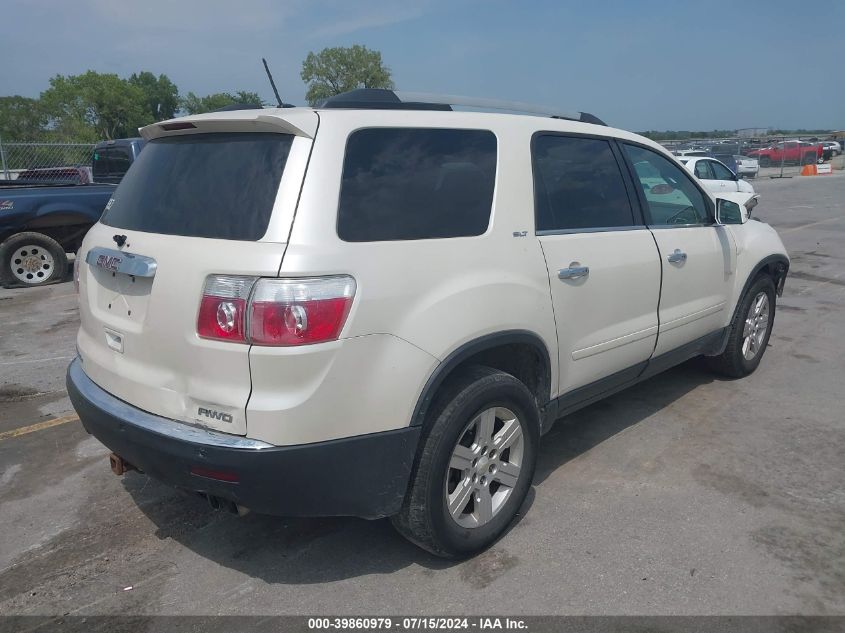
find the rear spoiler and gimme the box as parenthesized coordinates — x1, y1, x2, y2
(139, 109, 318, 141)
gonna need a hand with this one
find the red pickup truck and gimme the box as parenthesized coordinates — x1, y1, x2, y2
(747, 141, 823, 166)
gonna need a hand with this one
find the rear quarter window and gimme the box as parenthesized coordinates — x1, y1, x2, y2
(101, 132, 293, 240)
(337, 128, 497, 242)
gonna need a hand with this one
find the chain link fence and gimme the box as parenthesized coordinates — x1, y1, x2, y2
(0, 138, 96, 184)
(658, 133, 843, 179)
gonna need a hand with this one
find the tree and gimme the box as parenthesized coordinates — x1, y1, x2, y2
(40, 71, 151, 140)
(300, 45, 393, 106)
(180, 91, 264, 115)
(0, 96, 47, 141)
(128, 71, 179, 121)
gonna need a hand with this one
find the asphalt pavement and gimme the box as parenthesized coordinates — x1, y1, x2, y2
(1, 173, 843, 617)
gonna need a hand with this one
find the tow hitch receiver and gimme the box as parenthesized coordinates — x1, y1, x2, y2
(109, 453, 137, 476)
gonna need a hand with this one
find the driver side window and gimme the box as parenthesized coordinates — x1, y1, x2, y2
(623, 144, 710, 226)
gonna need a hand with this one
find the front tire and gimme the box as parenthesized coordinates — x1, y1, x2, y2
(0, 232, 68, 288)
(708, 275, 776, 378)
(391, 366, 539, 558)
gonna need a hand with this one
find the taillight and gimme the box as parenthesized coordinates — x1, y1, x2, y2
(249, 276, 356, 346)
(197, 275, 356, 346)
(197, 276, 256, 342)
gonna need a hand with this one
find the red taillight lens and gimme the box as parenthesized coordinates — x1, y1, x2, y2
(197, 276, 256, 343)
(249, 276, 356, 346)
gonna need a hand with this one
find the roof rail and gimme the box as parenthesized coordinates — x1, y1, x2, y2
(319, 89, 606, 125)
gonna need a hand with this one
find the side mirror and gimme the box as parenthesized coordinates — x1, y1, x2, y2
(716, 198, 744, 225)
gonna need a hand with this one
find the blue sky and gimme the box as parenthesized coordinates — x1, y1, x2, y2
(2, 0, 843, 131)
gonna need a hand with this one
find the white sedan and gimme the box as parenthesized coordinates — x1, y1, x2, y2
(678, 156, 755, 195)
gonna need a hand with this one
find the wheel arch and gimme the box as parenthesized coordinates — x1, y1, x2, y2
(731, 254, 789, 323)
(410, 330, 552, 429)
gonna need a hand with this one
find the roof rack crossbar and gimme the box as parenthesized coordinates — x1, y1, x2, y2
(320, 89, 606, 125)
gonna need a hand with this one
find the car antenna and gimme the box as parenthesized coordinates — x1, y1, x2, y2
(262, 57, 289, 108)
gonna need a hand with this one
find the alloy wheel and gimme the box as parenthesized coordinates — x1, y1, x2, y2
(10, 245, 55, 284)
(445, 406, 525, 528)
(742, 292, 770, 360)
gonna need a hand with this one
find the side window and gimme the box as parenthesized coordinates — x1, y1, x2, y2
(710, 161, 733, 180)
(623, 144, 711, 226)
(338, 128, 496, 242)
(532, 135, 635, 232)
(694, 161, 714, 179)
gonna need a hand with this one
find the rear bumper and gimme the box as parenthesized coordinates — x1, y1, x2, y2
(67, 357, 420, 519)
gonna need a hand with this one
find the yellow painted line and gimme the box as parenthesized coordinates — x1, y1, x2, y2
(780, 217, 842, 234)
(0, 414, 79, 442)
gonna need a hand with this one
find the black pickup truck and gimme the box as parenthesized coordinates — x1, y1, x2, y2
(0, 138, 144, 287)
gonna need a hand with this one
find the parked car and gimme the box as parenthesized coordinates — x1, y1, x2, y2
(672, 149, 709, 157)
(821, 141, 841, 156)
(747, 141, 823, 166)
(67, 89, 789, 558)
(0, 138, 144, 287)
(678, 156, 756, 196)
(733, 155, 760, 178)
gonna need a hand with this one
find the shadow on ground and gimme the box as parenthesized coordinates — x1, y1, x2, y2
(122, 357, 718, 584)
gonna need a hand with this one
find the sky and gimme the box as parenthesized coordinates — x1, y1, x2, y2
(2, 0, 843, 132)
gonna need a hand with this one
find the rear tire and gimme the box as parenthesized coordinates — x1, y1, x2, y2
(0, 232, 68, 288)
(708, 275, 776, 378)
(759, 156, 770, 167)
(391, 366, 539, 558)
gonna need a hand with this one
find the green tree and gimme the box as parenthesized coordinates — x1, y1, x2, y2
(128, 71, 179, 121)
(0, 96, 47, 141)
(180, 91, 264, 115)
(40, 71, 151, 140)
(300, 45, 393, 106)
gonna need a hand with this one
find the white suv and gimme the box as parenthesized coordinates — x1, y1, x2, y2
(68, 90, 789, 558)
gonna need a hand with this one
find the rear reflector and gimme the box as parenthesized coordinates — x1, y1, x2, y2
(190, 465, 240, 483)
(160, 121, 197, 131)
(249, 276, 356, 346)
(197, 276, 256, 342)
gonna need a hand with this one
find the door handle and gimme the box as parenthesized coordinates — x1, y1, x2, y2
(667, 249, 687, 263)
(558, 264, 589, 280)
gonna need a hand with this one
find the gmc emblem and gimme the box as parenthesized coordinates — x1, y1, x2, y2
(198, 407, 233, 423)
(96, 254, 122, 272)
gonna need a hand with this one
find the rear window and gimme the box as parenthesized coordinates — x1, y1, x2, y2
(337, 128, 497, 242)
(93, 147, 133, 183)
(101, 132, 293, 240)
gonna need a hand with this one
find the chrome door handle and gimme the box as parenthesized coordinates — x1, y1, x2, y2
(558, 265, 589, 280)
(667, 249, 687, 263)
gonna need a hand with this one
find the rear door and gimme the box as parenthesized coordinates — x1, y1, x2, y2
(621, 143, 735, 356)
(533, 134, 660, 397)
(76, 123, 315, 434)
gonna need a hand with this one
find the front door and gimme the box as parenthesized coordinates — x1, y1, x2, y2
(533, 134, 661, 398)
(622, 143, 736, 355)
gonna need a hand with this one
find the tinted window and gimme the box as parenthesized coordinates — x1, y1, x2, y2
(710, 160, 734, 180)
(623, 144, 710, 226)
(93, 147, 133, 183)
(338, 128, 496, 242)
(694, 161, 714, 179)
(101, 133, 293, 240)
(533, 136, 635, 231)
